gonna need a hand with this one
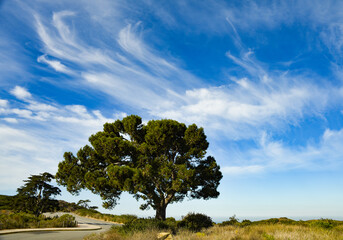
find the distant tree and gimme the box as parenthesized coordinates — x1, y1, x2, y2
(56, 115, 222, 220)
(14, 172, 61, 217)
(58, 200, 80, 212)
(89, 206, 98, 210)
(77, 199, 91, 209)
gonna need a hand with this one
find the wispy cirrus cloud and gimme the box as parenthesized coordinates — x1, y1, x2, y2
(33, 10, 201, 112)
(3, 0, 343, 181)
(32, 8, 339, 140)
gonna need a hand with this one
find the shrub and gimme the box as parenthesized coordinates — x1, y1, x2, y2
(178, 213, 213, 232)
(111, 214, 138, 224)
(254, 217, 296, 225)
(0, 212, 77, 229)
(220, 215, 240, 226)
(52, 214, 77, 227)
(241, 219, 252, 227)
(115, 218, 170, 235)
(309, 218, 337, 229)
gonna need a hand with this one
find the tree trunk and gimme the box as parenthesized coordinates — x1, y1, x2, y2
(155, 204, 167, 221)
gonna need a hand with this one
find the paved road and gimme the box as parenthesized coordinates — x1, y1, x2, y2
(0, 212, 119, 240)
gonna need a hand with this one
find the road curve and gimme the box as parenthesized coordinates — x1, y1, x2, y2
(0, 212, 120, 240)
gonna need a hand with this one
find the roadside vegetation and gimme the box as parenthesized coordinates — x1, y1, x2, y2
(0, 211, 77, 230)
(0, 172, 79, 230)
(84, 214, 343, 240)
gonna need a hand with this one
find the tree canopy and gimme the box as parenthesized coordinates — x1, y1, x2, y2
(14, 172, 61, 216)
(56, 115, 222, 220)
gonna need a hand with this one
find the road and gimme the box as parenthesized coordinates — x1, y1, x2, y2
(0, 212, 119, 240)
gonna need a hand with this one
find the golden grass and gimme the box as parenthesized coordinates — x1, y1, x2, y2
(84, 224, 343, 240)
(173, 224, 343, 240)
(84, 229, 160, 240)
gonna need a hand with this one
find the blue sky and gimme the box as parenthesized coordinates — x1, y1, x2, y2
(1, 0, 343, 221)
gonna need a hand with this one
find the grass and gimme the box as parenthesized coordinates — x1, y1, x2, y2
(84, 228, 160, 240)
(172, 224, 343, 240)
(0, 210, 77, 230)
(83, 217, 343, 240)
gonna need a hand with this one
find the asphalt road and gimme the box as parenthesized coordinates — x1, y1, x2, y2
(0, 212, 119, 240)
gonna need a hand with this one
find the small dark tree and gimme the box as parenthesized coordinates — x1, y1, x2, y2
(77, 199, 91, 208)
(56, 115, 222, 220)
(14, 172, 61, 217)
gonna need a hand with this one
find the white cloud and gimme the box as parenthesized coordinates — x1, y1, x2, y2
(27, 102, 58, 112)
(156, 76, 332, 139)
(37, 54, 71, 73)
(65, 105, 91, 118)
(11, 108, 33, 119)
(2, 118, 18, 124)
(0, 93, 120, 192)
(0, 99, 8, 107)
(220, 128, 343, 176)
(32, 11, 201, 113)
(10, 86, 32, 100)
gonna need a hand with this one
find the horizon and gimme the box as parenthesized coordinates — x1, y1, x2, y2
(1, 0, 343, 220)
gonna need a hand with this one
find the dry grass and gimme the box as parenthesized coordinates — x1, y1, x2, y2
(84, 224, 343, 240)
(173, 224, 343, 240)
(84, 229, 160, 240)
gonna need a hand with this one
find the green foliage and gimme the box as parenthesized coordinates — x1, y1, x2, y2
(220, 215, 240, 226)
(58, 200, 82, 212)
(77, 199, 91, 208)
(178, 213, 213, 232)
(56, 115, 222, 220)
(240, 219, 252, 227)
(0, 212, 76, 229)
(51, 214, 77, 227)
(0, 195, 15, 210)
(111, 217, 178, 236)
(254, 217, 297, 225)
(115, 218, 169, 235)
(308, 218, 338, 229)
(13, 172, 61, 217)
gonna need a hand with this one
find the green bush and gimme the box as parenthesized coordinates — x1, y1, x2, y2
(178, 213, 213, 232)
(220, 215, 240, 226)
(241, 219, 252, 227)
(0, 212, 77, 229)
(254, 217, 296, 225)
(309, 219, 337, 229)
(115, 218, 169, 235)
(51, 214, 77, 227)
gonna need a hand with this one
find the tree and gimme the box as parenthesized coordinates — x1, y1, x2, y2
(76, 199, 98, 210)
(77, 199, 91, 209)
(56, 115, 222, 220)
(14, 172, 61, 217)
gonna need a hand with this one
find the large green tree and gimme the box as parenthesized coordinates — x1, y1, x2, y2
(14, 172, 61, 217)
(56, 115, 222, 220)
